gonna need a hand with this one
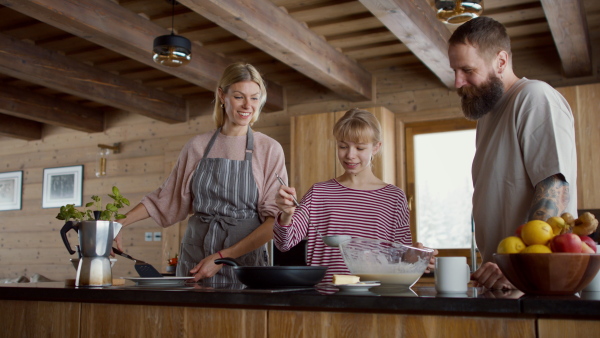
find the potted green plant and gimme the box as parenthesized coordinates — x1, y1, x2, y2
(56, 186, 130, 222)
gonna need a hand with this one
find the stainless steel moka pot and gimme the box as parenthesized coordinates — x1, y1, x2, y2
(60, 220, 122, 287)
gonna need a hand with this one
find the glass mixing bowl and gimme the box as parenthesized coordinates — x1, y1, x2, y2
(339, 238, 434, 288)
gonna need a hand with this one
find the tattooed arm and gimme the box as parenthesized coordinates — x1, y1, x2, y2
(528, 174, 570, 221)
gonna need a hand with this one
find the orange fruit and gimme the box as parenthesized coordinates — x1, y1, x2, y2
(521, 244, 552, 253)
(497, 236, 526, 254)
(520, 220, 553, 246)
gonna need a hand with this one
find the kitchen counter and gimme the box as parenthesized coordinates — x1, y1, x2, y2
(1, 279, 599, 319)
(2, 279, 600, 337)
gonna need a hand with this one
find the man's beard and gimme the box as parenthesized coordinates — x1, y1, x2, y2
(458, 74, 504, 121)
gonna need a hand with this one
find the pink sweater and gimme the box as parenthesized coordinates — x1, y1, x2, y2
(141, 129, 287, 227)
(273, 179, 412, 282)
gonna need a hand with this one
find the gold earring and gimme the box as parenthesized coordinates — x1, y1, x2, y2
(220, 103, 224, 108)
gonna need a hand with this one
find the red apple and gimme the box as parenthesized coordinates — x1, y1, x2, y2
(515, 224, 526, 237)
(582, 242, 595, 253)
(579, 235, 597, 253)
(550, 233, 583, 253)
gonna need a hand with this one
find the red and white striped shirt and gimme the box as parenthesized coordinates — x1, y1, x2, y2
(273, 179, 411, 283)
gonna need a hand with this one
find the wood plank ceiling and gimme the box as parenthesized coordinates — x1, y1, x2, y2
(0, 0, 598, 140)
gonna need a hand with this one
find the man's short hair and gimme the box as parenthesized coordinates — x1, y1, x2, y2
(449, 17, 512, 62)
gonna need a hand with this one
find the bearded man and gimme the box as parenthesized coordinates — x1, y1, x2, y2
(448, 17, 578, 289)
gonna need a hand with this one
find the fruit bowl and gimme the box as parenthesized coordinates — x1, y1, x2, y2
(339, 238, 434, 288)
(494, 253, 600, 296)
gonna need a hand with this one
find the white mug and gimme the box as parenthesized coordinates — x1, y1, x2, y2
(435, 256, 470, 294)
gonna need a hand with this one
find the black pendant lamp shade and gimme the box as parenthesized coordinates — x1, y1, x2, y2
(153, 33, 191, 67)
(152, 0, 191, 67)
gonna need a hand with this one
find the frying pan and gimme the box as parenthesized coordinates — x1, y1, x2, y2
(215, 258, 327, 288)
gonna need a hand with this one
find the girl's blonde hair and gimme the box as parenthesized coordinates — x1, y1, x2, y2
(213, 62, 267, 127)
(333, 108, 382, 147)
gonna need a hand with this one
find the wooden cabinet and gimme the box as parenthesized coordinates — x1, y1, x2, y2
(291, 106, 398, 199)
(269, 310, 536, 338)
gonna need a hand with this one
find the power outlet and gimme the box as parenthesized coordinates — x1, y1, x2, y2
(144, 232, 153, 241)
(153, 232, 162, 241)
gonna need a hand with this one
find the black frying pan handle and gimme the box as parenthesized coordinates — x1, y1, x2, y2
(112, 247, 136, 261)
(214, 258, 240, 267)
(59, 221, 78, 255)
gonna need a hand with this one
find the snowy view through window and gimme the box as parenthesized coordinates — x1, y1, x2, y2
(414, 129, 475, 249)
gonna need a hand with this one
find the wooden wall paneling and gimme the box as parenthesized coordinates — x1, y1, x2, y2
(161, 158, 182, 272)
(369, 106, 396, 185)
(557, 85, 584, 209)
(268, 310, 535, 338)
(395, 116, 406, 191)
(80, 303, 267, 337)
(557, 83, 600, 209)
(334, 110, 345, 178)
(0, 300, 80, 338)
(577, 83, 600, 208)
(538, 318, 600, 337)
(291, 112, 337, 199)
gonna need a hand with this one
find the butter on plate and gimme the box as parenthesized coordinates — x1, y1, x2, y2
(332, 274, 360, 285)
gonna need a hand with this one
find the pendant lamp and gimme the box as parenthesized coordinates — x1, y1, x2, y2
(153, 0, 191, 67)
(435, 0, 483, 25)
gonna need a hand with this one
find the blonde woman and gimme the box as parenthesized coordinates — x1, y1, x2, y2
(274, 108, 415, 283)
(116, 63, 286, 283)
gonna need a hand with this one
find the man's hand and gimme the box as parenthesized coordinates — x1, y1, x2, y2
(470, 262, 516, 290)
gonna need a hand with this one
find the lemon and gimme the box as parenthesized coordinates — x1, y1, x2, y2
(521, 244, 553, 253)
(497, 236, 526, 254)
(520, 220, 553, 246)
(546, 216, 567, 235)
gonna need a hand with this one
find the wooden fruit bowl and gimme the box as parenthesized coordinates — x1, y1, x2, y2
(494, 253, 600, 296)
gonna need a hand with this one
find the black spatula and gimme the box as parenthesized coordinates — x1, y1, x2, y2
(112, 247, 163, 277)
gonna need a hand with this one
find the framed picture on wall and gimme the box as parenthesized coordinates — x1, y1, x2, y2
(0, 171, 23, 211)
(42, 165, 83, 208)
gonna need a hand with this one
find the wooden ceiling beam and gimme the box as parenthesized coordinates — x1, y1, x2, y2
(0, 33, 187, 123)
(358, 0, 455, 88)
(178, 0, 374, 102)
(0, 0, 284, 111)
(0, 113, 43, 140)
(0, 86, 104, 133)
(540, 0, 592, 77)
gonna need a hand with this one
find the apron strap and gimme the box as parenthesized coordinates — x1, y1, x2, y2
(245, 127, 254, 161)
(203, 127, 253, 161)
(202, 127, 222, 158)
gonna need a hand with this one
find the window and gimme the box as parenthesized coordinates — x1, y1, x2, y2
(414, 130, 475, 248)
(405, 119, 477, 257)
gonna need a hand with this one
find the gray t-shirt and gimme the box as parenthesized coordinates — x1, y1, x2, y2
(472, 78, 577, 263)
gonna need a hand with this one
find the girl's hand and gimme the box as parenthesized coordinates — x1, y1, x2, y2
(275, 185, 297, 224)
(414, 242, 438, 273)
(189, 253, 223, 282)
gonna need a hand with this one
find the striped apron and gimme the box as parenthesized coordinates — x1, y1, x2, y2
(176, 127, 267, 283)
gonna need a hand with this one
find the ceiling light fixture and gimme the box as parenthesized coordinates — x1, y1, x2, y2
(435, 0, 483, 25)
(152, 0, 191, 67)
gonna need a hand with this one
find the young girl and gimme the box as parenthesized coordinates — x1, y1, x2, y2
(273, 108, 413, 283)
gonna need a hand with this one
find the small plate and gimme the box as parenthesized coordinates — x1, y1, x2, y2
(335, 282, 380, 292)
(120, 277, 193, 286)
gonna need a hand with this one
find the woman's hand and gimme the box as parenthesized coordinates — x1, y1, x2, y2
(414, 242, 438, 273)
(275, 185, 298, 225)
(189, 253, 223, 282)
